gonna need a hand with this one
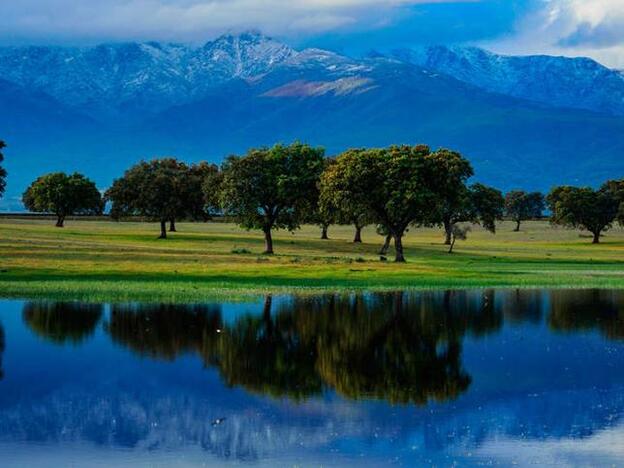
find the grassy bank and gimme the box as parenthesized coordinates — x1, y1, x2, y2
(1, 218, 624, 302)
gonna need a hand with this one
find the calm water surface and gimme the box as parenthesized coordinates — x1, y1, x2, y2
(1, 289, 624, 467)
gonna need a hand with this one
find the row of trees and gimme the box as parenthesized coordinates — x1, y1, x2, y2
(13, 142, 624, 261)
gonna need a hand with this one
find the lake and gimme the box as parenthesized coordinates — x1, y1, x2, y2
(1, 289, 623, 466)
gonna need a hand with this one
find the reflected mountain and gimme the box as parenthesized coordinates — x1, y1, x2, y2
(0, 324, 4, 380)
(22, 302, 103, 345)
(106, 303, 222, 361)
(5, 291, 624, 464)
(549, 290, 624, 340)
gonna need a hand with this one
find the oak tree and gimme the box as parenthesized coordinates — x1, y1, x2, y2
(106, 158, 190, 239)
(547, 186, 619, 244)
(505, 191, 545, 231)
(22, 172, 103, 227)
(219, 143, 325, 254)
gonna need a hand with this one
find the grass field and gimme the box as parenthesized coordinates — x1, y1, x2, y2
(1, 218, 624, 302)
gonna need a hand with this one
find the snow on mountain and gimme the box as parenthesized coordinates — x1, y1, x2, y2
(3, 33, 624, 119)
(0, 32, 298, 118)
(393, 45, 624, 116)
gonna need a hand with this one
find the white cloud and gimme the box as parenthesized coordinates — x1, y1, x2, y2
(0, 0, 467, 44)
(487, 0, 624, 68)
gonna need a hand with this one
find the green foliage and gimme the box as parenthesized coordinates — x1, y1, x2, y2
(106, 158, 214, 237)
(320, 145, 434, 262)
(601, 179, 624, 225)
(220, 142, 325, 253)
(185, 162, 219, 221)
(201, 163, 224, 218)
(423, 148, 474, 223)
(469, 183, 505, 234)
(106, 158, 188, 222)
(505, 190, 545, 230)
(320, 154, 374, 235)
(547, 186, 620, 243)
(22, 172, 103, 226)
(0, 140, 7, 199)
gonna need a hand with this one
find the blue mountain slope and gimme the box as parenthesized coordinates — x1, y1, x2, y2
(1, 34, 624, 210)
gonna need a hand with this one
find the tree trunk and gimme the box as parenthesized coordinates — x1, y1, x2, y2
(321, 225, 329, 240)
(169, 219, 177, 232)
(444, 220, 452, 245)
(263, 227, 274, 254)
(158, 220, 167, 239)
(592, 231, 601, 244)
(379, 235, 392, 255)
(514, 219, 521, 232)
(393, 234, 406, 263)
(55, 215, 65, 228)
(263, 294, 273, 337)
(448, 236, 456, 254)
(353, 225, 362, 243)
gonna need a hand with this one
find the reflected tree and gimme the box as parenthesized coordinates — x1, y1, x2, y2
(549, 290, 624, 340)
(311, 293, 471, 404)
(106, 303, 222, 361)
(211, 295, 323, 400)
(23, 302, 103, 345)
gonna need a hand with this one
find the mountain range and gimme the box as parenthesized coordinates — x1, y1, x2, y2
(2, 32, 624, 210)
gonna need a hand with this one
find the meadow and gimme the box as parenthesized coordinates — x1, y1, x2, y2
(1, 218, 624, 302)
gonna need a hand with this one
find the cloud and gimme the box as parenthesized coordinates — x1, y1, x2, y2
(0, 0, 474, 44)
(486, 0, 624, 68)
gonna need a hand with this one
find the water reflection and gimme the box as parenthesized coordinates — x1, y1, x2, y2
(106, 303, 222, 361)
(1, 289, 624, 466)
(22, 302, 103, 345)
(14, 289, 624, 406)
(0, 323, 4, 380)
(550, 289, 624, 339)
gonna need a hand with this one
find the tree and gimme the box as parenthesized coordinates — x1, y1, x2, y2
(0, 140, 7, 199)
(321, 145, 434, 262)
(22, 172, 103, 227)
(448, 225, 470, 254)
(505, 191, 545, 231)
(319, 160, 374, 243)
(422, 149, 474, 245)
(547, 186, 619, 244)
(469, 183, 505, 234)
(219, 143, 325, 254)
(106, 158, 190, 239)
(311, 157, 337, 240)
(176, 161, 220, 231)
(601, 179, 624, 225)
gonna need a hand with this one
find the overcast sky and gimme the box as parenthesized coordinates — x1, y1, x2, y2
(1, 0, 623, 67)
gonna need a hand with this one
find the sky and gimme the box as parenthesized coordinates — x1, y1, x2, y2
(1, 0, 623, 67)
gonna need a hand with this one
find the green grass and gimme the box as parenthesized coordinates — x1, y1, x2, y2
(1, 218, 624, 302)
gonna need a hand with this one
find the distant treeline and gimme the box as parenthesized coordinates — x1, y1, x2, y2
(2, 140, 623, 262)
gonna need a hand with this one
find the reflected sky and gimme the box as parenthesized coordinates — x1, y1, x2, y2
(0, 289, 623, 466)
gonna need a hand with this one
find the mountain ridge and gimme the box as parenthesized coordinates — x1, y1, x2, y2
(2, 32, 624, 210)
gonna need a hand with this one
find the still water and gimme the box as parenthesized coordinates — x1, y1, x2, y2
(0, 289, 623, 467)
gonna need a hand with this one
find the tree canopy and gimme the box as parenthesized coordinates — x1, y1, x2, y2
(219, 143, 325, 254)
(321, 145, 435, 262)
(22, 172, 103, 227)
(106, 158, 204, 238)
(547, 186, 620, 244)
(505, 191, 545, 231)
